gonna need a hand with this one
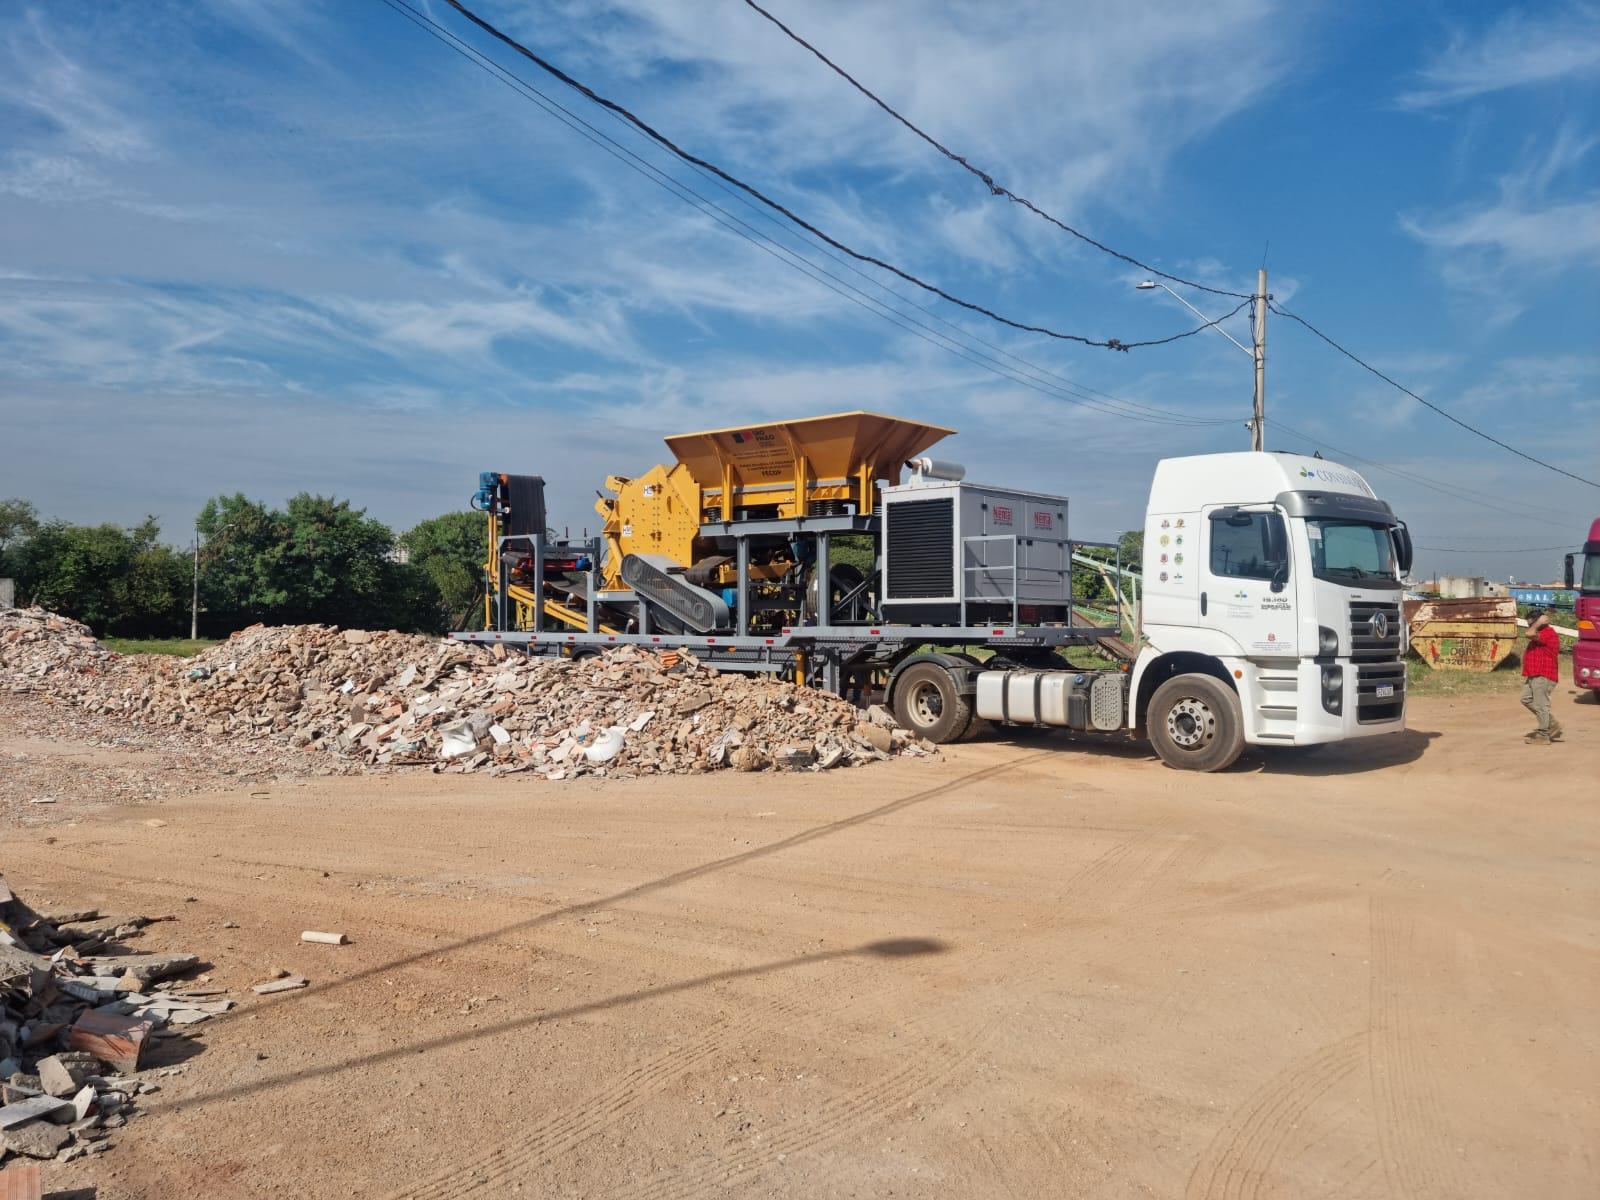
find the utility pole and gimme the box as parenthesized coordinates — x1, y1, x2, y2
(1251, 267, 1267, 452)
(1136, 274, 1266, 450)
(190, 523, 200, 641)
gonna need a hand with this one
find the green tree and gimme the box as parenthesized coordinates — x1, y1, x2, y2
(1072, 531, 1143, 605)
(16, 517, 187, 636)
(196, 492, 439, 633)
(195, 493, 284, 630)
(277, 493, 396, 624)
(1118, 528, 1144, 567)
(0, 497, 39, 577)
(382, 561, 447, 633)
(400, 510, 488, 630)
(828, 535, 876, 578)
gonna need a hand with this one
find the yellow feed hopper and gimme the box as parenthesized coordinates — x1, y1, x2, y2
(595, 411, 952, 590)
(666, 411, 953, 521)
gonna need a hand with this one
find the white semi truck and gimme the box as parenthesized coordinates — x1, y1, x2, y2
(1114, 451, 1409, 769)
(465, 415, 1412, 772)
(914, 450, 1411, 770)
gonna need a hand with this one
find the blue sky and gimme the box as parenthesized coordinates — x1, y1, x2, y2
(1, 0, 1596, 583)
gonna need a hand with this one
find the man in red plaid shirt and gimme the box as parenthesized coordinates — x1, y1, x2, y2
(1521, 608, 1563, 744)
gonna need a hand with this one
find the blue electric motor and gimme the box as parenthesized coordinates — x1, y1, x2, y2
(470, 471, 500, 512)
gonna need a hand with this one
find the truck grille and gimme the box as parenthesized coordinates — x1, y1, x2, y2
(1356, 661, 1405, 723)
(1349, 600, 1401, 662)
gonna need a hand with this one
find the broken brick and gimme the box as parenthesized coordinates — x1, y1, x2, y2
(66, 1011, 154, 1075)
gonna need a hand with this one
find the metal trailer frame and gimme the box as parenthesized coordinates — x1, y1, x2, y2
(456, 519, 1131, 697)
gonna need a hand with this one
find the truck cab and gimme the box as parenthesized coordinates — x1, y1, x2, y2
(1131, 451, 1411, 770)
(1568, 518, 1600, 692)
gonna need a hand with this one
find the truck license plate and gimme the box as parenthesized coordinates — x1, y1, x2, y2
(1375, 684, 1395, 698)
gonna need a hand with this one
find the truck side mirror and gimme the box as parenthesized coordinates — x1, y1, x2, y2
(1566, 553, 1576, 589)
(1395, 522, 1414, 574)
(1263, 514, 1288, 592)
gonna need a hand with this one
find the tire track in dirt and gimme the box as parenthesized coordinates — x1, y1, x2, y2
(403, 805, 1216, 1197)
(387, 758, 1048, 1199)
(53, 782, 1223, 1200)
(392, 961, 858, 1200)
(405, 964, 1001, 1200)
(612, 1003, 1005, 1200)
(968, 1107, 1102, 1200)
(1367, 897, 1470, 1199)
(763, 829, 1222, 1198)
(1185, 1032, 1366, 1200)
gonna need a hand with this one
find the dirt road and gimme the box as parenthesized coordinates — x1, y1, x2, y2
(4, 693, 1596, 1198)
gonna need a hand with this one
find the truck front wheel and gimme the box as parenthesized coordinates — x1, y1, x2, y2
(891, 662, 974, 744)
(1147, 673, 1245, 772)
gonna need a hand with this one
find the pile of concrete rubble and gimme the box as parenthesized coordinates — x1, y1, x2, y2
(0, 609, 114, 684)
(1, 608, 927, 779)
(1, 873, 212, 1170)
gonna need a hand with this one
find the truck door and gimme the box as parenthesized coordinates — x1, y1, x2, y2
(1202, 506, 1297, 657)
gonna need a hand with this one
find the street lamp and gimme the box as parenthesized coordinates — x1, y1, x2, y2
(1136, 280, 1251, 355)
(1136, 272, 1268, 451)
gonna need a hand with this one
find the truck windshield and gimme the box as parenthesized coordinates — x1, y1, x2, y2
(1583, 553, 1600, 592)
(1306, 519, 1398, 585)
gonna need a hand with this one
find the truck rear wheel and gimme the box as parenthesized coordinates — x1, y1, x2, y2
(891, 662, 974, 744)
(1147, 673, 1245, 772)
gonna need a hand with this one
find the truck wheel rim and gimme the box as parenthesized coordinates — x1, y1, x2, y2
(1166, 697, 1214, 749)
(908, 680, 944, 727)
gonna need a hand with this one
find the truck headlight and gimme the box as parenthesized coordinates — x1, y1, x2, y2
(1320, 665, 1343, 715)
(1583, 667, 1593, 679)
(1318, 626, 1338, 657)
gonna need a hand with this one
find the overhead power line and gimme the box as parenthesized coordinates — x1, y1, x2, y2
(378, 0, 1235, 430)
(735, 2, 1597, 491)
(1268, 301, 1599, 490)
(738, 0, 1251, 301)
(435, 0, 1232, 352)
(1267, 418, 1574, 529)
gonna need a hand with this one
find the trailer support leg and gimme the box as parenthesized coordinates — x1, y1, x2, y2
(820, 650, 840, 694)
(496, 549, 508, 633)
(735, 536, 749, 636)
(816, 531, 831, 628)
(532, 535, 545, 633)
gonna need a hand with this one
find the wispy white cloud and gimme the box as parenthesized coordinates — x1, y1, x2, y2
(0, 0, 1304, 417)
(0, 152, 108, 204)
(0, 10, 152, 160)
(328, 292, 635, 360)
(532, 0, 1297, 257)
(1407, 194, 1600, 273)
(1457, 354, 1600, 421)
(1401, 126, 1600, 321)
(1397, 3, 1600, 108)
(6, 0, 1587, 573)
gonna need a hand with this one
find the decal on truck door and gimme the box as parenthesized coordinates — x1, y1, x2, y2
(1206, 507, 1296, 655)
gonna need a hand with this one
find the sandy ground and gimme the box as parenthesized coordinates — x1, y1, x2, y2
(2, 691, 1597, 1199)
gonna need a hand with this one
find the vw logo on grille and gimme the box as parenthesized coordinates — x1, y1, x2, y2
(1368, 611, 1390, 640)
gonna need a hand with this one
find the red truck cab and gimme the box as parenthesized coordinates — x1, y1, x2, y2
(1570, 518, 1600, 691)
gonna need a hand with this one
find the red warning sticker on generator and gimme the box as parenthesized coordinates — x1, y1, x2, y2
(1034, 511, 1054, 530)
(992, 504, 1014, 525)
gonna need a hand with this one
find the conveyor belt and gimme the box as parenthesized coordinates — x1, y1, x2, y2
(619, 554, 730, 633)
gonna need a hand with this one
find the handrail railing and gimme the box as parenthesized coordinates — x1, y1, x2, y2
(961, 533, 1020, 628)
